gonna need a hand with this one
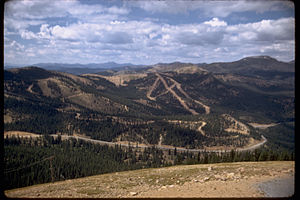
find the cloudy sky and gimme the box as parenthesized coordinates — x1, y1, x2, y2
(4, 0, 295, 65)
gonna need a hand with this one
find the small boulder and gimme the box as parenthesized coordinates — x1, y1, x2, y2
(238, 167, 245, 173)
(214, 174, 222, 180)
(130, 192, 138, 196)
(226, 173, 235, 179)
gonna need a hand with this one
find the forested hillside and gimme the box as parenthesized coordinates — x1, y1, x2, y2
(4, 135, 294, 190)
(4, 57, 294, 150)
(4, 56, 294, 190)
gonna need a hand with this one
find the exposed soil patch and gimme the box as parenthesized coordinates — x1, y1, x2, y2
(222, 114, 250, 135)
(83, 73, 147, 86)
(248, 122, 279, 129)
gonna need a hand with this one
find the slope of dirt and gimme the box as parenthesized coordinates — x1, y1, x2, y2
(83, 73, 147, 86)
(222, 114, 250, 135)
(248, 122, 279, 129)
(5, 161, 294, 198)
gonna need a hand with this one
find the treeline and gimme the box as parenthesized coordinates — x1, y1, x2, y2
(4, 135, 294, 190)
(4, 135, 167, 190)
(173, 147, 294, 166)
(4, 97, 67, 135)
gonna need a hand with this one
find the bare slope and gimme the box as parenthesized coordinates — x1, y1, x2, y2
(5, 161, 294, 198)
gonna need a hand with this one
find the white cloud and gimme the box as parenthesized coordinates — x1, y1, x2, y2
(204, 18, 227, 27)
(5, 16, 295, 64)
(20, 30, 37, 39)
(4, 0, 295, 64)
(226, 17, 295, 43)
(10, 40, 25, 50)
(4, 0, 130, 31)
(37, 24, 52, 39)
(4, 17, 45, 31)
(255, 18, 295, 41)
(4, 0, 69, 20)
(51, 25, 80, 41)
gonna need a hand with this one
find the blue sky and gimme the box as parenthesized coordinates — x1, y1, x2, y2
(4, 0, 295, 65)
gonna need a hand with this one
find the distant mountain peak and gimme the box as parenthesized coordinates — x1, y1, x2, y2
(242, 55, 275, 60)
(8, 66, 44, 72)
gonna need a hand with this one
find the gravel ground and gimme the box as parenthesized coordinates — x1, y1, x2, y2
(256, 174, 295, 197)
(5, 161, 294, 198)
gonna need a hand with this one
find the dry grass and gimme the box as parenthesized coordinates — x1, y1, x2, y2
(83, 73, 147, 86)
(5, 161, 294, 198)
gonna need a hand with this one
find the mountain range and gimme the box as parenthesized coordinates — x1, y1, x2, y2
(4, 55, 295, 151)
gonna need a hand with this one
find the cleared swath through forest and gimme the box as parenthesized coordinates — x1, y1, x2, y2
(147, 73, 210, 115)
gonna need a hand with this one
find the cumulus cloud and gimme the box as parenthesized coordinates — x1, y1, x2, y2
(4, 0, 68, 19)
(226, 17, 295, 43)
(20, 30, 37, 40)
(4, 17, 45, 31)
(204, 18, 227, 27)
(4, 0, 295, 65)
(5, 16, 295, 64)
(4, 0, 130, 30)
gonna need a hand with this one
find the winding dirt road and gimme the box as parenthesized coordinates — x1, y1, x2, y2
(55, 134, 267, 153)
(4, 130, 267, 153)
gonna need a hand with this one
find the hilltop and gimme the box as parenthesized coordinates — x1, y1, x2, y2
(5, 161, 294, 198)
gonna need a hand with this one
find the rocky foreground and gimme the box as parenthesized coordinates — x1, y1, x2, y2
(5, 161, 294, 198)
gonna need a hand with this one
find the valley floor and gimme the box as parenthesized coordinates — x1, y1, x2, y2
(5, 161, 294, 198)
